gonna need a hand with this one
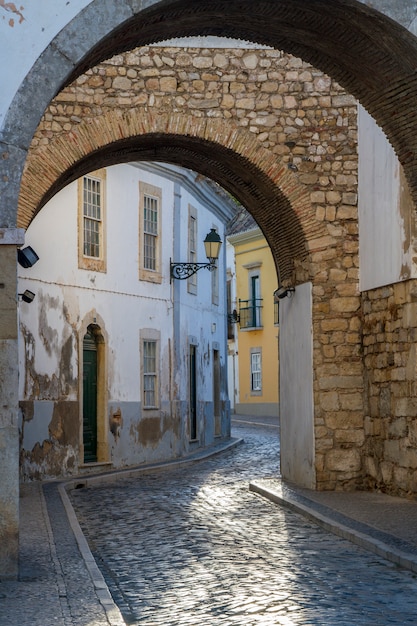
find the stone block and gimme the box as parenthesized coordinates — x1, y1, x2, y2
(380, 461, 394, 484)
(326, 448, 361, 472)
(393, 466, 410, 491)
(388, 417, 407, 438)
(339, 393, 363, 411)
(335, 429, 365, 445)
(329, 296, 360, 313)
(399, 447, 417, 470)
(318, 375, 364, 390)
(324, 411, 364, 430)
(321, 391, 339, 411)
(384, 439, 400, 462)
(364, 456, 379, 480)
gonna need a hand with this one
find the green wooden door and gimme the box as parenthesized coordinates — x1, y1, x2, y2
(83, 330, 97, 462)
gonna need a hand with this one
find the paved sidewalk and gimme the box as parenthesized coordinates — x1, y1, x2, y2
(251, 478, 417, 574)
(2, 423, 417, 624)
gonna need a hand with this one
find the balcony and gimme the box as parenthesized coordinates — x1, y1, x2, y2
(238, 298, 263, 329)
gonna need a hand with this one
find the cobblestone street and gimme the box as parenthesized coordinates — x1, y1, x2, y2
(70, 423, 417, 625)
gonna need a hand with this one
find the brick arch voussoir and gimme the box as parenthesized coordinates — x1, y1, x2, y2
(19, 109, 324, 280)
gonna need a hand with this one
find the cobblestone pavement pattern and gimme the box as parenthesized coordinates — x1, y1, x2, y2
(70, 424, 417, 626)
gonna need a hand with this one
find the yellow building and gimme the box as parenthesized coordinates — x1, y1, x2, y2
(227, 210, 279, 417)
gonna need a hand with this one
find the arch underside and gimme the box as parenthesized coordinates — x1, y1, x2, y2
(22, 131, 310, 281)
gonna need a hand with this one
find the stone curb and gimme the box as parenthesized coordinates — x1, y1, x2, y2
(249, 480, 417, 575)
(53, 438, 243, 626)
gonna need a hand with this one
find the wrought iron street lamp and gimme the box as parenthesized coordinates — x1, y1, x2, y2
(170, 229, 222, 281)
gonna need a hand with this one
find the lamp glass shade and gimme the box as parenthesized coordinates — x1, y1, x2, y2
(18, 246, 39, 268)
(203, 229, 222, 261)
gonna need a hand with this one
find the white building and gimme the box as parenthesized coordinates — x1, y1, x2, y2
(18, 161, 235, 480)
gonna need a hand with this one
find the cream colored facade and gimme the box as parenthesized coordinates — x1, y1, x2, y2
(228, 226, 279, 417)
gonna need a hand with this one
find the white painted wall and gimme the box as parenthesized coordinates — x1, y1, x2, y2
(358, 105, 413, 291)
(279, 282, 315, 489)
(18, 161, 232, 477)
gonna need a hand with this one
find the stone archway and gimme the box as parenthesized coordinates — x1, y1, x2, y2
(3, 0, 417, 578)
(16, 40, 363, 496)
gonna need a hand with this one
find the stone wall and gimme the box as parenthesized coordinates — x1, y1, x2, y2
(362, 280, 417, 496)
(22, 46, 366, 490)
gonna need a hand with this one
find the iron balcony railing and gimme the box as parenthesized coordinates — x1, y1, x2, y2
(238, 298, 263, 328)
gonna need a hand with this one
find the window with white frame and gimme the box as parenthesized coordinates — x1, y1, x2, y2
(250, 349, 262, 394)
(78, 170, 106, 272)
(139, 182, 162, 283)
(188, 206, 197, 294)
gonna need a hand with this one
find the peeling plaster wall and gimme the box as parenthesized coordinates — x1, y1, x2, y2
(18, 161, 232, 479)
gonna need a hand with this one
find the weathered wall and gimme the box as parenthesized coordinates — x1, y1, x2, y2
(0, 236, 23, 578)
(362, 280, 417, 496)
(18, 161, 232, 480)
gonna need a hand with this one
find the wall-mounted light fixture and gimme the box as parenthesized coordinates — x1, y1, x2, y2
(18, 246, 39, 268)
(274, 264, 295, 301)
(227, 309, 240, 324)
(18, 290, 36, 304)
(171, 229, 222, 281)
(274, 284, 295, 300)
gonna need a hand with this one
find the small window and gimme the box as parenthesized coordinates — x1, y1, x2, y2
(78, 170, 106, 272)
(251, 350, 262, 393)
(143, 340, 157, 408)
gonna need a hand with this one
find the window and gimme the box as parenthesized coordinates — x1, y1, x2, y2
(143, 340, 157, 408)
(250, 349, 262, 394)
(139, 182, 162, 283)
(188, 206, 197, 294)
(78, 170, 106, 272)
(143, 195, 158, 270)
(83, 176, 101, 258)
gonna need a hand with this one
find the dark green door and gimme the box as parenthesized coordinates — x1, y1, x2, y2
(83, 330, 97, 462)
